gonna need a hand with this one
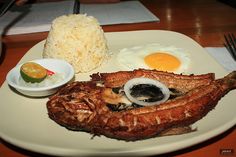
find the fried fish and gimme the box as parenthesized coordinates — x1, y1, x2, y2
(46, 69, 236, 141)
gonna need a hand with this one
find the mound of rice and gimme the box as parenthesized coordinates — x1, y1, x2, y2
(43, 14, 109, 73)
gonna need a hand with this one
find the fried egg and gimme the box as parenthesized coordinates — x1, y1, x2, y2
(116, 43, 191, 73)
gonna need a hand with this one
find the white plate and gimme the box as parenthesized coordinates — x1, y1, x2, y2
(0, 30, 235, 156)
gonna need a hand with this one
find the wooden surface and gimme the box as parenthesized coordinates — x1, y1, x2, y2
(0, 0, 236, 156)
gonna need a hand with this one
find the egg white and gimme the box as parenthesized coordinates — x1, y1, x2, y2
(116, 43, 191, 74)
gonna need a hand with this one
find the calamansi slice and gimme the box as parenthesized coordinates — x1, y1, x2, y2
(20, 62, 47, 83)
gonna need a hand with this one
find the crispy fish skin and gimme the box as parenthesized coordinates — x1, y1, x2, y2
(91, 69, 215, 92)
(46, 70, 236, 141)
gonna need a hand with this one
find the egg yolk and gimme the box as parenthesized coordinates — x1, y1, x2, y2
(144, 52, 181, 71)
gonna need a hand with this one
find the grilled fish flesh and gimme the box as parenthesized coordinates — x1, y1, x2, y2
(46, 69, 236, 141)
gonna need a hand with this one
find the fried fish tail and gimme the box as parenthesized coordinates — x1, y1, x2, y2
(219, 71, 236, 90)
